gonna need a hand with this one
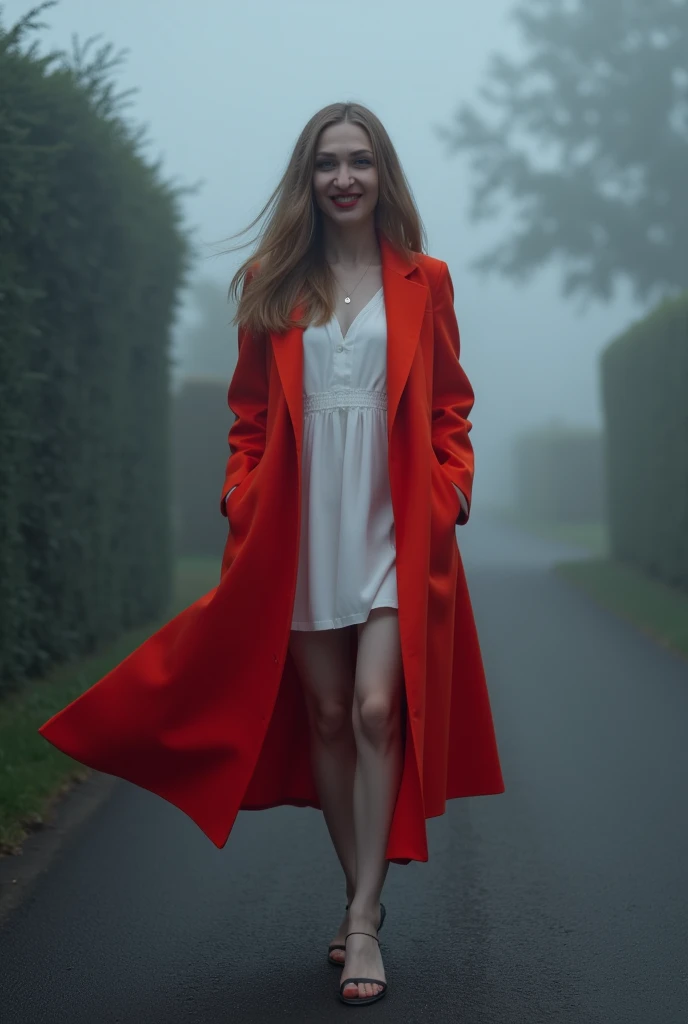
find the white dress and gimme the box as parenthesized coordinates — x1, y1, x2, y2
(290, 286, 398, 631)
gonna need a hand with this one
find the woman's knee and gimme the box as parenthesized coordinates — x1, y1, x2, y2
(308, 699, 353, 743)
(352, 610, 403, 743)
(353, 691, 402, 744)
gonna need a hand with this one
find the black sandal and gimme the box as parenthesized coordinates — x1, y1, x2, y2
(338, 931, 388, 1006)
(327, 902, 386, 966)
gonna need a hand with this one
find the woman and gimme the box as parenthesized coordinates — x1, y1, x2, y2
(39, 102, 505, 1008)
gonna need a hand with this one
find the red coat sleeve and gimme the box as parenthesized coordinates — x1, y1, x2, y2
(220, 277, 268, 518)
(431, 262, 475, 525)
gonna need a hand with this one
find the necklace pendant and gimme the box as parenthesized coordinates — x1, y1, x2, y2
(344, 296, 351, 304)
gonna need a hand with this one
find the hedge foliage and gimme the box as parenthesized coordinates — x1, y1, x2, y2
(512, 425, 607, 525)
(601, 291, 688, 594)
(172, 378, 231, 560)
(0, 5, 193, 695)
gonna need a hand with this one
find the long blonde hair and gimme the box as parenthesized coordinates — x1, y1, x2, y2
(222, 101, 427, 334)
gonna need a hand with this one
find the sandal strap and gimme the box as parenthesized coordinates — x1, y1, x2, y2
(345, 931, 379, 943)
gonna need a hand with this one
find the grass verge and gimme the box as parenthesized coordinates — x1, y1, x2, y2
(0, 556, 220, 855)
(489, 506, 609, 556)
(555, 557, 688, 662)
(490, 506, 687, 662)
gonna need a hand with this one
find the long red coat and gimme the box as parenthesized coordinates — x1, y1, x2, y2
(38, 234, 505, 864)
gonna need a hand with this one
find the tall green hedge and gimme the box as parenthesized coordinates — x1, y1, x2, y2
(0, 6, 192, 695)
(601, 291, 688, 594)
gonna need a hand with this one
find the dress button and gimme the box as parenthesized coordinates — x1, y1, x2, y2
(336, 344, 343, 352)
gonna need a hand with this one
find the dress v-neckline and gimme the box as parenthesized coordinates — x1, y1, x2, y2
(333, 286, 383, 341)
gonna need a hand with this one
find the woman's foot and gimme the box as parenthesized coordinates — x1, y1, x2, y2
(327, 906, 351, 965)
(328, 901, 384, 965)
(339, 910, 386, 1000)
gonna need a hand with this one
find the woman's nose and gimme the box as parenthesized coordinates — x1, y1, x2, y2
(333, 165, 354, 188)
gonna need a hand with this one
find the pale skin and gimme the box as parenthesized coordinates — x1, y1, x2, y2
(287, 120, 404, 1000)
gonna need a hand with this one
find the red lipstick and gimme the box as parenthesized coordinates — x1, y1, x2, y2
(331, 194, 361, 209)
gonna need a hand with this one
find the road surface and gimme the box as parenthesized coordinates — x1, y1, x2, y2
(1, 513, 686, 1022)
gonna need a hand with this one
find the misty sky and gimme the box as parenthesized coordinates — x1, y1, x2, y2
(3, 0, 647, 505)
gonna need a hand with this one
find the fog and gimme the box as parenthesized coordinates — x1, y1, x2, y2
(4, 0, 647, 506)
(4, 9, 688, 1017)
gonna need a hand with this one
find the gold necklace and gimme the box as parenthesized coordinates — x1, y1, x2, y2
(331, 255, 374, 304)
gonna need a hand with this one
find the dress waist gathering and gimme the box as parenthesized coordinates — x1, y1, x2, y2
(303, 387, 388, 415)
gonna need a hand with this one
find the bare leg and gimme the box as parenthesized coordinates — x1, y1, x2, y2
(342, 607, 404, 1001)
(288, 626, 358, 958)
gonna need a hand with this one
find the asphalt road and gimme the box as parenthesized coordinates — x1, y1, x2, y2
(1, 514, 687, 1023)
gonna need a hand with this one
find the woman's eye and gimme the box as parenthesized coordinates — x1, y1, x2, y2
(315, 158, 372, 170)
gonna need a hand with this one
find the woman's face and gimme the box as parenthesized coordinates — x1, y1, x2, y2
(312, 121, 379, 228)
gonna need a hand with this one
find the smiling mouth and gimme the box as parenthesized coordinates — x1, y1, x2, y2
(331, 195, 362, 207)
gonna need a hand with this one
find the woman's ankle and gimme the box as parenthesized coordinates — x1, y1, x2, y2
(347, 895, 382, 920)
